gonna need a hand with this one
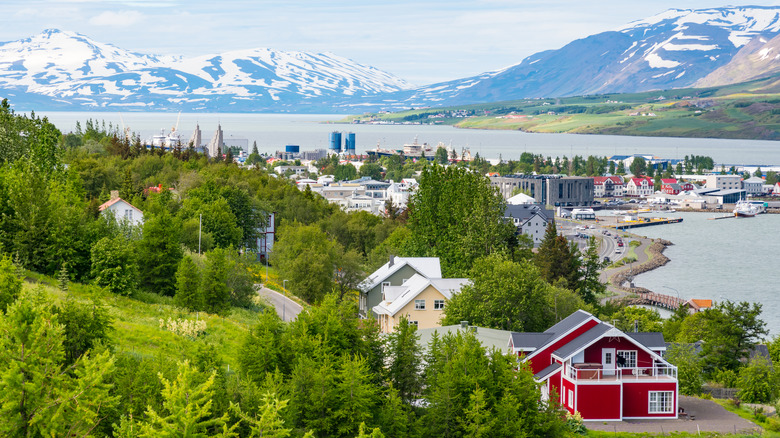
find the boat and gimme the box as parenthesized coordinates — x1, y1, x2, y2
(733, 200, 758, 218)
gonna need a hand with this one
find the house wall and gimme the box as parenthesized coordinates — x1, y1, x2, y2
(578, 384, 622, 420)
(526, 319, 599, 375)
(365, 264, 421, 317)
(583, 337, 654, 372)
(548, 370, 562, 405)
(389, 284, 447, 332)
(104, 200, 144, 227)
(561, 377, 576, 414)
(622, 382, 678, 418)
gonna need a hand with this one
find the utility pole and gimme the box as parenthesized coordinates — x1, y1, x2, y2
(198, 214, 202, 255)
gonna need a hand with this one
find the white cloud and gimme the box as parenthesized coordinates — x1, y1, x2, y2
(89, 10, 144, 27)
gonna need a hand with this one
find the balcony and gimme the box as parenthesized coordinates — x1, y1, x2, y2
(567, 363, 677, 382)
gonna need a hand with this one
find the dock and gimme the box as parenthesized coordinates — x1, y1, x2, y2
(627, 292, 687, 311)
(709, 214, 733, 220)
(606, 217, 683, 230)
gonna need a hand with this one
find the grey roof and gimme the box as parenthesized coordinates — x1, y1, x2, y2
(626, 332, 666, 350)
(504, 204, 552, 222)
(552, 323, 612, 360)
(534, 362, 562, 381)
(543, 309, 593, 339)
(416, 325, 514, 354)
(510, 332, 553, 350)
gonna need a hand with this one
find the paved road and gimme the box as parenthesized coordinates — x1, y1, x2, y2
(257, 286, 303, 322)
(587, 396, 759, 434)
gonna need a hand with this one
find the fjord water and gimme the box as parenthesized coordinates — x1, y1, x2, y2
(37, 112, 780, 165)
(632, 211, 780, 335)
(37, 111, 780, 333)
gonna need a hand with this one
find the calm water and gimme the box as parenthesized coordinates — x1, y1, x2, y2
(34, 111, 780, 165)
(629, 211, 780, 336)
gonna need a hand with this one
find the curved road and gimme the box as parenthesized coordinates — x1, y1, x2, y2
(257, 285, 303, 322)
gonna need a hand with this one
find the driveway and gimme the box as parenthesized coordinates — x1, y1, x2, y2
(586, 396, 760, 434)
(257, 285, 303, 322)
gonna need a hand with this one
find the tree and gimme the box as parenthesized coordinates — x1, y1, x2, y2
(271, 223, 336, 303)
(0, 256, 22, 313)
(333, 247, 364, 301)
(578, 237, 606, 305)
(138, 210, 183, 296)
(612, 306, 663, 333)
(434, 147, 449, 164)
(174, 255, 202, 311)
(403, 164, 516, 277)
(460, 386, 494, 438)
(239, 310, 289, 379)
(334, 355, 379, 437)
(334, 163, 357, 181)
(534, 221, 581, 290)
(201, 248, 232, 315)
(385, 316, 422, 403)
(230, 392, 311, 438)
(0, 291, 118, 436)
(754, 167, 763, 178)
(737, 356, 777, 403)
(444, 254, 564, 332)
(91, 235, 138, 296)
(629, 156, 646, 176)
(766, 170, 778, 185)
(700, 301, 767, 373)
(665, 344, 702, 396)
(358, 162, 383, 180)
(138, 361, 233, 437)
(55, 298, 113, 365)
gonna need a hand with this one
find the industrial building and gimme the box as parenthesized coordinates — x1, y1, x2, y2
(490, 175, 594, 207)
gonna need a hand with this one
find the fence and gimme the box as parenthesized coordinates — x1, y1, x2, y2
(701, 385, 739, 399)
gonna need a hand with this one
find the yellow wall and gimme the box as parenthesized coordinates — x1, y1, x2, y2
(382, 285, 447, 333)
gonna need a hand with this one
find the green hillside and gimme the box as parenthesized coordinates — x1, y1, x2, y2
(347, 75, 780, 140)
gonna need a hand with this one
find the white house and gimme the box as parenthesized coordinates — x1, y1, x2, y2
(99, 195, 144, 227)
(626, 177, 653, 197)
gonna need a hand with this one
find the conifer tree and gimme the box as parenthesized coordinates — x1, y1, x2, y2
(138, 210, 183, 296)
(0, 256, 22, 313)
(201, 248, 231, 315)
(174, 255, 202, 311)
(385, 316, 422, 403)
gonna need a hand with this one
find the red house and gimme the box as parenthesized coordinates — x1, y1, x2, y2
(509, 310, 678, 421)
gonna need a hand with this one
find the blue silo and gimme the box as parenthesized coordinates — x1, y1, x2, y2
(345, 132, 356, 154)
(329, 132, 342, 152)
(285, 145, 300, 153)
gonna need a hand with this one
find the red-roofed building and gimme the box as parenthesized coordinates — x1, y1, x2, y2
(661, 179, 680, 195)
(593, 176, 624, 197)
(626, 177, 654, 197)
(510, 310, 678, 421)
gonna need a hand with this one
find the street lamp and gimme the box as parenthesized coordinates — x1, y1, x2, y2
(662, 285, 680, 299)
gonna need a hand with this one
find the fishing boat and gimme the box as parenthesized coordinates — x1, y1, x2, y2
(733, 200, 758, 218)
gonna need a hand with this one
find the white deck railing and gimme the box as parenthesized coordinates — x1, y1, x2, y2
(568, 365, 677, 381)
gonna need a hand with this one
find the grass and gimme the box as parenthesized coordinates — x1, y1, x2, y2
(714, 399, 780, 437)
(25, 271, 268, 369)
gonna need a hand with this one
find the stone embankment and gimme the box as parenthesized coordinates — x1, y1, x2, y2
(609, 238, 672, 295)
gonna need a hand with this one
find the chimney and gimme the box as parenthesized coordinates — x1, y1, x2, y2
(389, 254, 395, 267)
(110, 190, 119, 200)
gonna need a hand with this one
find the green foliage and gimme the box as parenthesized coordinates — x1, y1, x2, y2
(201, 248, 232, 315)
(137, 360, 234, 437)
(385, 316, 422, 403)
(737, 356, 778, 403)
(91, 235, 139, 296)
(239, 310, 289, 379)
(612, 306, 663, 333)
(0, 256, 22, 313)
(444, 253, 572, 332)
(534, 221, 582, 290)
(0, 289, 118, 436)
(579, 237, 607, 304)
(334, 163, 358, 181)
(713, 368, 738, 388)
(665, 344, 702, 395)
(54, 297, 113, 365)
(271, 223, 336, 303)
(403, 164, 516, 277)
(700, 301, 767, 374)
(230, 392, 303, 438)
(138, 209, 183, 296)
(174, 255, 202, 310)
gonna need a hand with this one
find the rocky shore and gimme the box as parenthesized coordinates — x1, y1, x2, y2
(608, 238, 673, 296)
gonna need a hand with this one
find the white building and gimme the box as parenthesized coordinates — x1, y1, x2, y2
(99, 194, 144, 227)
(705, 175, 742, 191)
(742, 177, 764, 196)
(626, 177, 654, 197)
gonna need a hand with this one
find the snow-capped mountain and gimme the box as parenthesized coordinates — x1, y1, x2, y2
(0, 29, 412, 112)
(361, 6, 780, 109)
(695, 32, 780, 87)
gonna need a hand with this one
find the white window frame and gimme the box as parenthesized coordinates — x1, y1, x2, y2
(414, 299, 426, 310)
(617, 350, 637, 368)
(434, 299, 445, 310)
(648, 391, 674, 414)
(568, 389, 574, 409)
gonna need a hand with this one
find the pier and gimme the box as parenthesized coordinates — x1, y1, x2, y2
(606, 217, 683, 230)
(626, 292, 687, 311)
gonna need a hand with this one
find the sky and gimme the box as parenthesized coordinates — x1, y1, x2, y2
(3, 0, 780, 85)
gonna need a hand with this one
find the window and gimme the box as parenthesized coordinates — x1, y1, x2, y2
(617, 350, 637, 368)
(414, 299, 426, 310)
(568, 390, 574, 409)
(408, 320, 418, 327)
(434, 300, 445, 310)
(648, 391, 674, 414)
(124, 209, 133, 220)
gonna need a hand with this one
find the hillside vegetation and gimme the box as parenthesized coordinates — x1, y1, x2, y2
(348, 75, 780, 140)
